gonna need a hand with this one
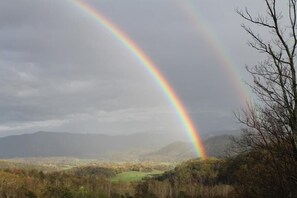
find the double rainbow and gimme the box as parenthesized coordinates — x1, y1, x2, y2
(73, 0, 207, 159)
(175, 0, 250, 103)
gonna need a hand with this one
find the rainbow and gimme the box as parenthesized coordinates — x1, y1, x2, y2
(174, 0, 250, 104)
(73, 0, 206, 159)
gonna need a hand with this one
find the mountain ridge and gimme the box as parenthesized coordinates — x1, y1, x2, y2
(0, 131, 183, 159)
(0, 132, 236, 160)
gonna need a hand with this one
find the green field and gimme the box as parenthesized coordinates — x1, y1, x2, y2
(111, 170, 163, 182)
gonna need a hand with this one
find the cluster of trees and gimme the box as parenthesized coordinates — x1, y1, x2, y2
(95, 162, 172, 173)
(135, 158, 232, 198)
(135, 153, 297, 197)
(0, 167, 119, 198)
(0, 161, 175, 198)
(0, 165, 163, 198)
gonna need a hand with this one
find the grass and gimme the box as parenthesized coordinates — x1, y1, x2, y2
(111, 170, 163, 182)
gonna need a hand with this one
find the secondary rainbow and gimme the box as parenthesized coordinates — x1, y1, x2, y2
(73, 0, 206, 159)
(175, 0, 251, 104)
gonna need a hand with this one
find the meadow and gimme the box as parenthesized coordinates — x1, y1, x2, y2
(111, 170, 163, 182)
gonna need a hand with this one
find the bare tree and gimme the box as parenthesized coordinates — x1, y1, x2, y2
(233, 0, 297, 195)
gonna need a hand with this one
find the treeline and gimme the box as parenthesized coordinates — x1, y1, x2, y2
(0, 167, 121, 198)
(0, 164, 170, 198)
(136, 150, 297, 198)
(90, 162, 173, 173)
(1, 150, 296, 198)
(135, 158, 231, 198)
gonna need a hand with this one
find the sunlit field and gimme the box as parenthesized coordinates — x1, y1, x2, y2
(111, 170, 163, 183)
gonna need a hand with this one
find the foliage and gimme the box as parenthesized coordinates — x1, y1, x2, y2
(70, 166, 116, 178)
(2, 155, 297, 197)
(0, 167, 112, 198)
(135, 158, 234, 198)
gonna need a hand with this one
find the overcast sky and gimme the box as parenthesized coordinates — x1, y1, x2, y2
(0, 0, 266, 137)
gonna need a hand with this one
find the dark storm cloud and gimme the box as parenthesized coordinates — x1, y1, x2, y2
(0, 0, 262, 136)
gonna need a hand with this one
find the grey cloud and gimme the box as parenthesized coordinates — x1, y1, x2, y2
(0, 0, 262, 136)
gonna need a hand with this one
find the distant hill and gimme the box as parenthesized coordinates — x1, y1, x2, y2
(141, 142, 195, 161)
(204, 134, 233, 157)
(0, 131, 182, 159)
(0, 132, 235, 161)
(202, 130, 240, 139)
(143, 135, 233, 161)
